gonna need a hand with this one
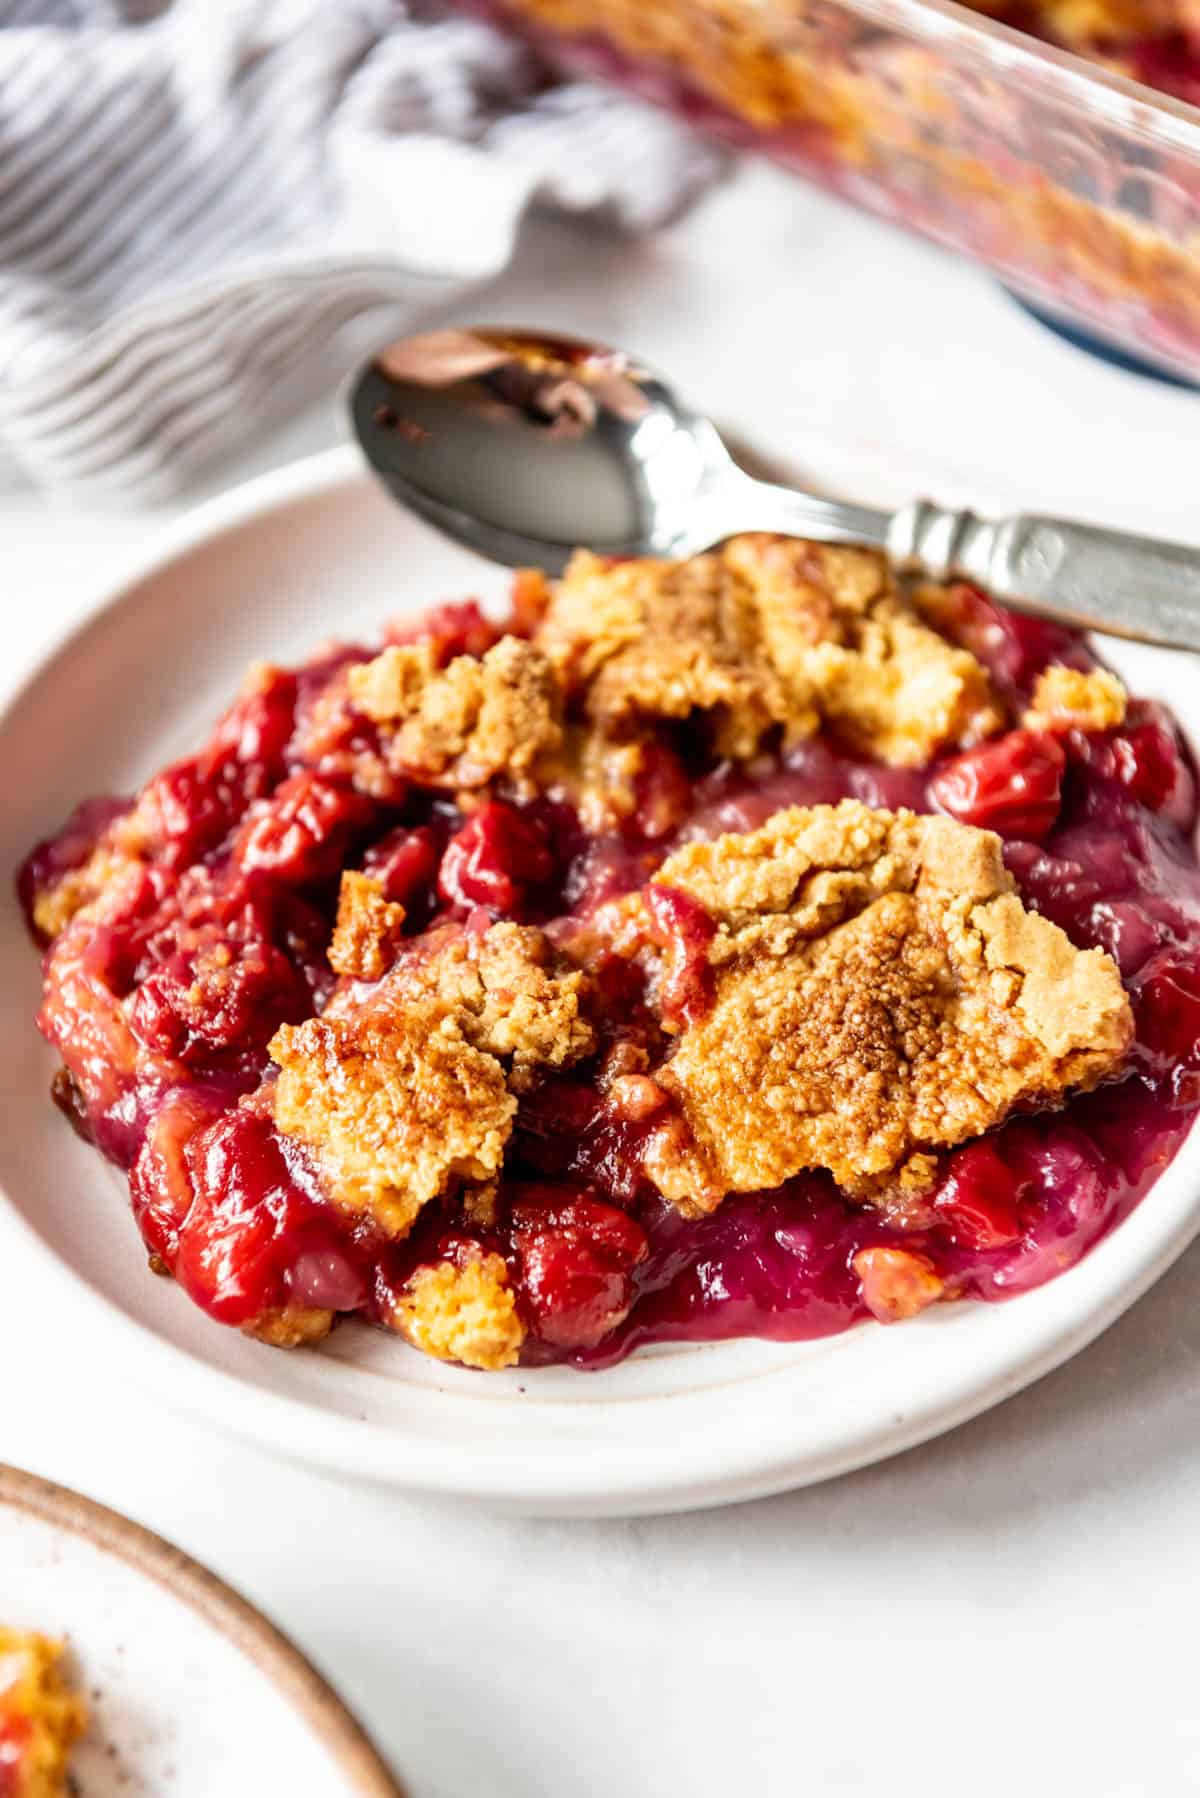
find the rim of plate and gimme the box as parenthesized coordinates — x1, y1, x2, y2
(2, 440, 1199, 1519)
(0, 1462, 404, 1797)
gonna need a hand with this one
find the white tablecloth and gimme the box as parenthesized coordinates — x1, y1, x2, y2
(5, 161, 1200, 1798)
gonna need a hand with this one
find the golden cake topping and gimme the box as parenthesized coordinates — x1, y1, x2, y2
(347, 635, 562, 790)
(395, 920, 594, 1072)
(327, 871, 407, 980)
(639, 801, 1132, 1215)
(271, 1002, 514, 1238)
(270, 922, 593, 1235)
(852, 1246, 946, 1323)
(534, 533, 1003, 768)
(31, 843, 141, 941)
(1024, 664, 1127, 732)
(246, 1305, 336, 1349)
(393, 1250, 526, 1371)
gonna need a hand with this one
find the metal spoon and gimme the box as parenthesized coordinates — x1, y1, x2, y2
(350, 326, 1200, 651)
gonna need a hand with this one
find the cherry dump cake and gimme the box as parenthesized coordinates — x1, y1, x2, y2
(20, 536, 1200, 1370)
(0, 1632, 86, 1798)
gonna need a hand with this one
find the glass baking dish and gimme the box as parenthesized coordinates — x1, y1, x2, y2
(454, 0, 1200, 382)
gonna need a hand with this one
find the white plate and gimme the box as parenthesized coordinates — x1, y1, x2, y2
(2, 443, 1198, 1518)
(0, 1463, 400, 1796)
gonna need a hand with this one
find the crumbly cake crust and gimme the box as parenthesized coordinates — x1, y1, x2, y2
(394, 920, 595, 1072)
(642, 801, 1132, 1214)
(1024, 665, 1127, 732)
(328, 871, 408, 980)
(246, 1305, 337, 1348)
(851, 1246, 946, 1322)
(271, 1003, 516, 1237)
(347, 636, 563, 791)
(270, 922, 593, 1235)
(535, 536, 1003, 769)
(393, 1250, 526, 1369)
(30, 843, 139, 940)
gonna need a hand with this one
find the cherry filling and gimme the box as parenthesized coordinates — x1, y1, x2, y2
(18, 582, 1200, 1368)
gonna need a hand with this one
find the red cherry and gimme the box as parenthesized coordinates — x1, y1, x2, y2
(129, 1090, 222, 1263)
(236, 773, 376, 885)
(930, 729, 1065, 841)
(1112, 723, 1183, 812)
(438, 802, 554, 912)
(386, 600, 499, 663)
(935, 584, 1082, 691)
(137, 672, 299, 872)
(644, 883, 715, 1028)
(1063, 702, 1195, 827)
(140, 755, 249, 868)
(1136, 954, 1200, 1105)
(511, 1189, 649, 1349)
(631, 741, 692, 842)
(933, 1140, 1028, 1249)
(363, 824, 443, 908)
(1128, 31, 1200, 105)
(210, 665, 297, 780)
(128, 938, 307, 1062)
(175, 1114, 305, 1325)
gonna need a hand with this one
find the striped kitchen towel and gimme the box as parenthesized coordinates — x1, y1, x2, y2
(0, 0, 723, 501)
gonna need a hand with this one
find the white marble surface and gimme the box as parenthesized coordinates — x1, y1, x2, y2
(5, 160, 1200, 1797)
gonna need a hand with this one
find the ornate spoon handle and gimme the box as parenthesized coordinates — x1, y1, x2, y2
(887, 500, 1200, 652)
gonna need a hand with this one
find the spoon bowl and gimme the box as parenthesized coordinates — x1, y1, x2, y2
(349, 326, 736, 572)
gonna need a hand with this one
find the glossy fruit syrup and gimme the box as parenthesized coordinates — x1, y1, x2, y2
(19, 589, 1200, 1366)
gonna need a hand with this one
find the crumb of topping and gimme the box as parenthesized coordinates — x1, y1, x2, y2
(244, 1305, 335, 1348)
(642, 800, 1132, 1215)
(726, 536, 1004, 765)
(535, 545, 804, 758)
(598, 1039, 650, 1086)
(393, 1250, 525, 1370)
(853, 1246, 946, 1322)
(271, 922, 592, 1236)
(349, 641, 431, 721)
(462, 1181, 500, 1228)
(606, 1073, 670, 1121)
(271, 1003, 515, 1237)
(651, 798, 908, 942)
(347, 636, 562, 791)
(328, 871, 407, 980)
(534, 534, 1002, 768)
(0, 1629, 87, 1797)
(511, 566, 554, 631)
(399, 920, 594, 1070)
(1024, 665, 1127, 732)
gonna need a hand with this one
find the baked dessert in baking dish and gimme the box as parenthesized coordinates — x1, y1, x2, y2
(21, 537, 1200, 1369)
(451, 0, 1200, 380)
